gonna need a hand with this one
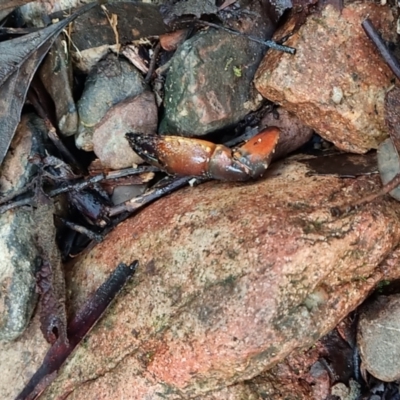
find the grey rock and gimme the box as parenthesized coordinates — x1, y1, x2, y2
(92, 91, 158, 169)
(377, 138, 400, 201)
(0, 115, 46, 341)
(358, 294, 400, 381)
(76, 53, 147, 151)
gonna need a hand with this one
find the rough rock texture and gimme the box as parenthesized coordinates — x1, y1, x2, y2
(38, 37, 78, 136)
(32, 158, 400, 399)
(93, 91, 158, 169)
(358, 294, 400, 381)
(254, 2, 397, 153)
(160, 1, 274, 136)
(0, 312, 49, 399)
(76, 53, 147, 151)
(0, 115, 44, 342)
(261, 107, 313, 159)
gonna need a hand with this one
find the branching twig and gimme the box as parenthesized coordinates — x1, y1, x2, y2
(58, 217, 104, 242)
(0, 166, 159, 214)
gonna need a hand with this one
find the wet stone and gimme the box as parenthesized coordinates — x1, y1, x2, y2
(160, 1, 274, 137)
(76, 53, 147, 151)
(92, 91, 158, 170)
(0, 115, 45, 342)
(37, 158, 400, 399)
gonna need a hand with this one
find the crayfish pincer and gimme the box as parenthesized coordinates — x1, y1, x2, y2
(125, 127, 280, 181)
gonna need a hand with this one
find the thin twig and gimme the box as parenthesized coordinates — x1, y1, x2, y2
(0, 181, 36, 205)
(145, 42, 161, 83)
(332, 173, 400, 215)
(58, 217, 104, 242)
(192, 20, 296, 54)
(362, 19, 400, 81)
(0, 198, 33, 213)
(48, 175, 105, 197)
(0, 166, 159, 214)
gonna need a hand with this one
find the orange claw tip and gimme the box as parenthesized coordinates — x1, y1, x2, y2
(234, 127, 280, 178)
(240, 127, 280, 160)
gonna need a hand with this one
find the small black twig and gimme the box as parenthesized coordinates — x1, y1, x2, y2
(362, 19, 400, 81)
(109, 176, 203, 217)
(331, 172, 400, 216)
(0, 180, 36, 205)
(0, 166, 159, 214)
(145, 42, 161, 83)
(58, 217, 104, 242)
(193, 20, 296, 55)
(0, 198, 33, 213)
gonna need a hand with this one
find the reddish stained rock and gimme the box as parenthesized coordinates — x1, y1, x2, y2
(30, 156, 400, 399)
(254, 2, 397, 153)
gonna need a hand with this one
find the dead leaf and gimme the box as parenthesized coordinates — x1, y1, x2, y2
(0, 2, 95, 167)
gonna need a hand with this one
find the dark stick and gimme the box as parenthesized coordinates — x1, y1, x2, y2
(193, 20, 296, 55)
(145, 42, 161, 83)
(16, 260, 138, 400)
(362, 19, 400, 81)
(0, 197, 33, 213)
(58, 218, 104, 242)
(0, 166, 159, 214)
(109, 176, 201, 216)
(0, 180, 35, 205)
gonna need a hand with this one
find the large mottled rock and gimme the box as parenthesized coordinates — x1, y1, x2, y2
(160, 1, 274, 136)
(358, 294, 400, 382)
(0, 115, 43, 341)
(76, 53, 147, 151)
(254, 2, 397, 153)
(31, 157, 400, 399)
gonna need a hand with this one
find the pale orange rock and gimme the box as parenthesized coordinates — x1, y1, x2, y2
(30, 157, 400, 399)
(255, 2, 397, 153)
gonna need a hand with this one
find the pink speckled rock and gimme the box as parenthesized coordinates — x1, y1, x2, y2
(255, 2, 397, 153)
(25, 156, 400, 399)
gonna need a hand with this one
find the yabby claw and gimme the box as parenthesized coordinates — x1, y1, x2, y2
(126, 127, 280, 181)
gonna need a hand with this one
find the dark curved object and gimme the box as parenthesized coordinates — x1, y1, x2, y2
(362, 18, 400, 81)
(16, 260, 138, 400)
